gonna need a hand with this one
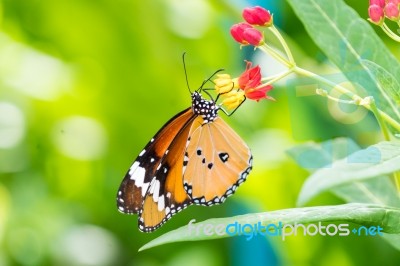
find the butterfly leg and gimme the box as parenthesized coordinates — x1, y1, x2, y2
(201, 88, 215, 102)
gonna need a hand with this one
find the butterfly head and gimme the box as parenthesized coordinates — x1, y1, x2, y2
(191, 92, 218, 124)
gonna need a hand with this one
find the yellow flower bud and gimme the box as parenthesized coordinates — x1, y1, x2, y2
(214, 74, 239, 94)
(221, 90, 245, 110)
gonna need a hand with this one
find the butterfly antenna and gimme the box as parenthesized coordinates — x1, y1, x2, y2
(182, 52, 192, 94)
(198, 68, 225, 92)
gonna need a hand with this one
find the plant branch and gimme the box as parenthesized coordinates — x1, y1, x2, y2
(293, 66, 400, 132)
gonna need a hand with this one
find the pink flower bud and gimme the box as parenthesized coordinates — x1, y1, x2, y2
(368, 4, 385, 24)
(230, 23, 264, 46)
(387, 0, 400, 5)
(242, 6, 273, 27)
(369, 0, 385, 8)
(230, 23, 253, 45)
(385, 2, 400, 20)
(242, 28, 264, 46)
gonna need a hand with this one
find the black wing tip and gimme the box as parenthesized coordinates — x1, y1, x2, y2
(116, 193, 141, 215)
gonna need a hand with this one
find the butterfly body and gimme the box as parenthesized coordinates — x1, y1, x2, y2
(117, 91, 252, 232)
(191, 92, 218, 123)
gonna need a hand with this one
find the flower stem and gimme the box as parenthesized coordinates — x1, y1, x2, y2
(381, 23, 400, 42)
(368, 97, 390, 141)
(293, 66, 400, 132)
(257, 26, 400, 134)
(269, 25, 295, 64)
(258, 44, 293, 68)
(394, 172, 400, 195)
(260, 69, 294, 86)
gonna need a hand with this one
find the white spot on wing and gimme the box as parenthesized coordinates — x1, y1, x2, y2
(157, 195, 165, 211)
(139, 149, 146, 156)
(129, 161, 140, 177)
(132, 165, 146, 187)
(152, 180, 161, 202)
(141, 182, 150, 197)
(149, 178, 156, 194)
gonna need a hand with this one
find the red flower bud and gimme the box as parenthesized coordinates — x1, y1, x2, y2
(242, 6, 273, 27)
(230, 23, 264, 46)
(368, 4, 385, 24)
(385, 2, 400, 20)
(230, 23, 253, 45)
(388, 0, 400, 5)
(369, 0, 385, 8)
(242, 27, 264, 46)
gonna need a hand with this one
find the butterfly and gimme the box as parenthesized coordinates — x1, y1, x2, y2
(116, 72, 253, 232)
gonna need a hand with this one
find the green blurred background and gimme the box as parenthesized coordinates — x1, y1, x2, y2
(0, 0, 399, 265)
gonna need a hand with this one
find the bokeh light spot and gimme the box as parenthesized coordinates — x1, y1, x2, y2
(0, 102, 25, 149)
(0, 33, 72, 100)
(166, 0, 214, 39)
(7, 227, 44, 266)
(52, 116, 107, 160)
(54, 225, 119, 266)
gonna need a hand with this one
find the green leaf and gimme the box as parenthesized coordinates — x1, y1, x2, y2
(139, 203, 400, 251)
(287, 138, 400, 206)
(286, 0, 400, 130)
(382, 234, 400, 250)
(286, 138, 359, 171)
(288, 138, 400, 250)
(333, 177, 400, 207)
(361, 59, 400, 121)
(332, 171, 400, 250)
(294, 141, 400, 206)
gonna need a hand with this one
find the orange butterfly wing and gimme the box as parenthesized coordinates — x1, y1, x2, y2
(139, 115, 196, 231)
(117, 108, 194, 231)
(117, 91, 253, 232)
(182, 116, 252, 205)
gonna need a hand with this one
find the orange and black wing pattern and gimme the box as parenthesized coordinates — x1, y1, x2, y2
(117, 108, 196, 231)
(138, 115, 196, 231)
(117, 91, 253, 232)
(183, 116, 252, 206)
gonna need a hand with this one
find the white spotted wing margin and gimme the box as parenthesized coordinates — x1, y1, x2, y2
(117, 91, 253, 233)
(116, 107, 196, 232)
